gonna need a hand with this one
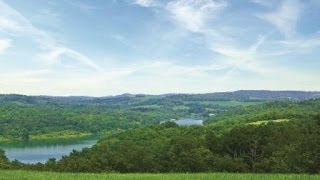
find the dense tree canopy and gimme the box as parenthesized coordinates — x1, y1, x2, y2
(0, 94, 320, 174)
(16, 115, 318, 173)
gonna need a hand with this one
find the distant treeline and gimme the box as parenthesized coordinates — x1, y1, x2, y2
(1, 90, 319, 104)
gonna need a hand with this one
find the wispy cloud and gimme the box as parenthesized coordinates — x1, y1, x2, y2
(110, 34, 137, 49)
(132, 0, 155, 7)
(265, 35, 320, 56)
(0, 0, 101, 70)
(36, 47, 102, 70)
(166, 0, 227, 33)
(277, 36, 320, 51)
(161, 0, 267, 74)
(65, 0, 103, 12)
(0, 0, 319, 95)
(163, 0, 320, 93)
(257, 0, 301, 37)
(250, 0, 276, 7)
(0, 38, 11, 54)
(127, 0, 319, 90)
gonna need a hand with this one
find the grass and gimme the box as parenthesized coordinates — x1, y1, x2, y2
(0, 170, 319, 180)
(30, 131, 92, 140)
(197, 101, 263, 107)
(173, 105, 189, 110)
(0, 131, 93, 144)
(248, 119, 290, 126)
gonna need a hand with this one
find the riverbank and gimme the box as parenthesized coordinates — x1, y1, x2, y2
(0, 131, 93, 144)
(0, 129, 125, 144)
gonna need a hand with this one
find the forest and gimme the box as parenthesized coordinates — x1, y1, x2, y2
(0, 90, 319, 142)
(0, 94, 320, 173)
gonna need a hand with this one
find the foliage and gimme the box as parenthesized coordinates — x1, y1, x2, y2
(1, 94, 320, 174)
(10, 113, 319, 173)
(0, 93, 258, 141)
(206, 99, 320, 134)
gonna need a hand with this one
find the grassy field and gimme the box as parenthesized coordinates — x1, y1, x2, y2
(248, 119, 290, 125)
(197, 101, 263, 106)
(0, 131, 93, 144)
(0, 170, 319, 180)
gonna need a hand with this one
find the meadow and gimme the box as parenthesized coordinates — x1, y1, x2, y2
(0, 171, 319, 180)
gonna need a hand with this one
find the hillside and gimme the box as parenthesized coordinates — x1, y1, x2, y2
(1, 90, 319, 105)
(206, 98, 320, 133)
(1, 90, 319, 142)
(1, 98, 319, 173)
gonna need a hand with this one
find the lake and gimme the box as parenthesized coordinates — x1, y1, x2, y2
(0, 137, 98, 164)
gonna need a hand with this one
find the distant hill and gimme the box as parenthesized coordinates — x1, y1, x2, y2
(232, 90, 320, 100)
(1, 90, 320, 105)
(0, 90, 319, 151)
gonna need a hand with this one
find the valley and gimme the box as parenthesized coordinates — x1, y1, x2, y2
(0, 91, 320, 174)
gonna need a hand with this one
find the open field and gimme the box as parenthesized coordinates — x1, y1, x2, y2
(0, 131, 93, 144)
(248, 119, 290, 125)
(0, 170, 319, 180)
(197, 100, 264, 106)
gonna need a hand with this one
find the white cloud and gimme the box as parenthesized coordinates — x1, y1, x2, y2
(279, 37, 320, 50)
(0, 55, 318, 96)
(36, 47, 102, 70)
(123, 0, 318, 87)
(66, 1, 103, 12)
(251, 0, 276, 7)
(158, 1, 248, 78)
(163, 0, 274, 76)
(132, 0, 155, 7)
(0, 1, 100, 70)
(257, 0, 301, 37)
(166, 0, 227, 33)
(0, 38, 11, 54)
(0, 0, 319, 95)
(266, 35, 320, 56)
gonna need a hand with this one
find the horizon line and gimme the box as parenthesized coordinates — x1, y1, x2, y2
(1, 89, 320, 98)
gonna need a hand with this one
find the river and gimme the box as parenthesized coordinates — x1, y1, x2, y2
(0, 137, 98, 164)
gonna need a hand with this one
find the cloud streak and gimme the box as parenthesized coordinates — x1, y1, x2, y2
(132, 0, 155, 7)
(0, 0, 319, 95)
(166, 0, 227, 33)
(257, 0, 301, 37)
(0, 38, 11, 54)
(0, 0, 101, 70)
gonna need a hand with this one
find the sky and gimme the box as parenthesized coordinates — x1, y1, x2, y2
(0, 0, 319, 96)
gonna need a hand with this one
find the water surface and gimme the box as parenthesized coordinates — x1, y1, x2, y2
(0, 137, 98, 164)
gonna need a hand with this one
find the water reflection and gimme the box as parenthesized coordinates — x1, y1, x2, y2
(0, 137, 98, 164)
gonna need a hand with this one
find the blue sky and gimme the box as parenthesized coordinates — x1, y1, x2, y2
(0, 0, 319, 96)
